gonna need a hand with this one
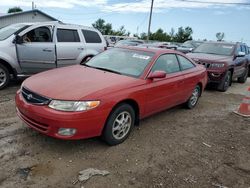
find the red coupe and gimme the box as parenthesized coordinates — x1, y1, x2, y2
(15, 47, 207, 145)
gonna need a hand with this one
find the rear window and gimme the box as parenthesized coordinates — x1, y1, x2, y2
(82, 29, 102, 43)
(177, 55, 195, 70)
(57, 29, 80, 42)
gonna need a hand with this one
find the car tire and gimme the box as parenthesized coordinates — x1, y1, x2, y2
(0, 64, 10, 90)
(217, 70, 231, 92)
(237, 66, 248, 83)
(186, 85, 201, 109)
(102, 104, 135, 146)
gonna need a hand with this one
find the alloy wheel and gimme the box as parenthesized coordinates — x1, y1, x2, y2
(112, 111, 132, 140)
(190, 87, 200, 106)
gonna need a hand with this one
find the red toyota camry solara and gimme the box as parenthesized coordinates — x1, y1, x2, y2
(16, 47, 207, 145)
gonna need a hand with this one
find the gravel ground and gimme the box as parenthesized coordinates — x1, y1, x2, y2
(0, 79, 250, 188)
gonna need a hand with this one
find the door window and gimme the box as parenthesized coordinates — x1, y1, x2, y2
(177, 55, 195, 70)
(57, 29, 80, 42)
(23, 26, 52, 43)
(240, 45, 246, 53)
(82, 30, 102, 43)
(151, 54, 180, 74)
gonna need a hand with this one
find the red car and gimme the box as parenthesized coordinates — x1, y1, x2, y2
(15, 47, 207, 145)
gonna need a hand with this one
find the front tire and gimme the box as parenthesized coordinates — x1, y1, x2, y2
(237, 66, 248, 83)
(102, 104, 135, 146)
(0, 64, 10, 90)
(186, 85, 201, 109)
(217, 70, 231, 92)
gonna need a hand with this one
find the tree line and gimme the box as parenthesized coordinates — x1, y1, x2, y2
(92, 18, 193, 43)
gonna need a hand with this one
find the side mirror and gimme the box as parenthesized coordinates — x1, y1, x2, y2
(148, 71, 166, 79)
(14, 35, 23, 44)
(236, 51, 245, 57)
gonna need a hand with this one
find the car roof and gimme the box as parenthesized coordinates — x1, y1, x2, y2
(117, 46, 177, 54)
(202, 41, 243, 46)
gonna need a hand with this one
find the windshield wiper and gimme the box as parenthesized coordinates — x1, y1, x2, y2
(85, 65, 121, 75)
(94, 67, 122, 74)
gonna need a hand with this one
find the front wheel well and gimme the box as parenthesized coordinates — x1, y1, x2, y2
(197, 82, 203, 96)
(103, 99, 140, 133)
(81, 55, 94, 64)
(0, 59, 15, 76)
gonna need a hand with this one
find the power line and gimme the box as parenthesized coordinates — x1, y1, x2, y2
(176, 0, 250, 6)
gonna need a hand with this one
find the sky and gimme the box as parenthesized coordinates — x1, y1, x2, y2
(0, 0, 250, 45)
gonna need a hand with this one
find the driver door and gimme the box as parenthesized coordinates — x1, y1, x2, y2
(16, 24, 56, 74)
(144, 54, 185, 116)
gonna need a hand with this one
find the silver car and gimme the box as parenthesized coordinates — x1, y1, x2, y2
(0, 21, 107, 89)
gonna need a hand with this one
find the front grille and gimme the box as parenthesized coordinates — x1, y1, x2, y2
(196, 61, 211, 68)
(22, 87, 50, 105)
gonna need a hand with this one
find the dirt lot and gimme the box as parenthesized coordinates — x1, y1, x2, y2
(0, 79, 250, 188)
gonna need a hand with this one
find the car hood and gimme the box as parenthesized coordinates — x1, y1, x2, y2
(187, 52, 232, 63)
(23, 65, 141, 100)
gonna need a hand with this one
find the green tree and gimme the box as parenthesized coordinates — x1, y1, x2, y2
(149, 28, 171, 41)
(8, 7, 23, 13)
(92, 19, 130, 36)
(173, 27, 193, 43)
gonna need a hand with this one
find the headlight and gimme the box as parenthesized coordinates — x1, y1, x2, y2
(210, 63, 225, 68)
(48, 100, 100, 112)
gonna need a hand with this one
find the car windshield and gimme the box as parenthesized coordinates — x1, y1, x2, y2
(0, 23, 29, 41)
(85, 48, 154, 77)
(193, 43, 234, 56)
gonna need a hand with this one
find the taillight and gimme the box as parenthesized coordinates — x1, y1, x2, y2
(104, 47, 107, 51)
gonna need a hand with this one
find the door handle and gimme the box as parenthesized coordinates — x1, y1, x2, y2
(43, 48, 52, 52)
(78, 47, 84, 50)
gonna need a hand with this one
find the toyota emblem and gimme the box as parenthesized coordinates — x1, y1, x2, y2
(27, 94, 33, 100)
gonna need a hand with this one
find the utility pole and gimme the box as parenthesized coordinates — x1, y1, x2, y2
(147, 0, 154, 43)
(32, 1, 35, 10)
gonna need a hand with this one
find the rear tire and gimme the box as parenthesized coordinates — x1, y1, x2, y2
(102, 104, 135, 146)
(186, 85, 201, 109)
(217, 70, 231, 92)
(238, 66, 248, 83)
(0, 64, 10, 90)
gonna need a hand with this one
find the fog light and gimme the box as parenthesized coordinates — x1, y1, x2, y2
(58, 128, 76, 136)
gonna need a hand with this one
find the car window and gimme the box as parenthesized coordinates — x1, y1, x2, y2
(152, 54, 180, 74)
(236, 45, 241, 54)
(240, 45, 246, 53)
(23, 26, 52, 43)
(57, 29, 80, 42)
(82, 29, 102, 43)
(177, 55, 195, 70)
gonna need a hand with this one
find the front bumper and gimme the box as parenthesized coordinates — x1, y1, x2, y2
(15, 90, 109, 140)
(207, 70, 226, 84)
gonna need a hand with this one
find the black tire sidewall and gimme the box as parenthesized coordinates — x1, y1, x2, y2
(102, 104, 135, 145)
(0, 64, 10, 90)
(238, 66, 248, 83)
(218, 71, 231, 92)
(187, 85, 201, 109)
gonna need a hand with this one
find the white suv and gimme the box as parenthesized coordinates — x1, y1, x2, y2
(0, 21, 107, 89)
